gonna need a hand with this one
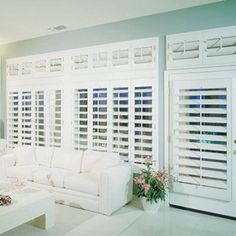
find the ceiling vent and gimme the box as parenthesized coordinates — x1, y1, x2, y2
(48, 25, 67, 32)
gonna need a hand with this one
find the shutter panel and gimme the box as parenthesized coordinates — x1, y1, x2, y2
(203, 28, 236, 65)
(171, 78, 232, 201)
(49, 90, 62, 147)
(7, 91, 19, 148)
(92, 52, 108, 68)
(92, 88, 108, 151)
(8, 63, 19, 76)
(74, 89, 89, 150)
(112, 87, 129, 161)
(22, 62, 33, 75)
(72, 54, 89, 70)
(112, 49, 129, 67)
(133, 39, 156, 69)
(167, 33, 201, 69)
(35, 91, 46, 146)
(133, 86, 154, 165)
(21, 91, 33, 146)
(35, 59, 47, 73)
(50, 57, 63, 72)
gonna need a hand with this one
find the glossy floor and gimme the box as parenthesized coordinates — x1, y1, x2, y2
(2, 202, 236, 236)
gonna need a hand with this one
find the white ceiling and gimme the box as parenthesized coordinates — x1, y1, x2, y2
(0, 0, 223, 45)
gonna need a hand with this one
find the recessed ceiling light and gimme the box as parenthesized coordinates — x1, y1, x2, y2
(48, 25, 67, 32)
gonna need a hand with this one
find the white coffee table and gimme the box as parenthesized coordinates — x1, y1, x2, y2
(0, 183, 55, 234)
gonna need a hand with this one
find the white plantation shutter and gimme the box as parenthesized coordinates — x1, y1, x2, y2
(50, 57, 63, 72)
(112, 87, 129, 161)
(74, 89, 89, 150)
(8, 63, 19, 76)
(167, 33, 201, 69)
(35, 59, 47, 73)
(7, 92, 20, 148)
(22, 62, 33, 75)
(133, 86, 155, 165)
(171, 78, 232, 201)
(112, 49, 129, 67)
(35, 91, 46, 146)
(49, 90, 63, 147)
(92, 88, 108, 151)
(21, 91, 33, 146)
(203, 28, 236, 65)
(133, 40, 156, 70)
(92, 52, 108, 68)
(72, 55, 89, 70)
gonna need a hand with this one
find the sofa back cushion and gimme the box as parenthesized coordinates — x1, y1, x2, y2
(51, 148, 84, 173)
(90, 152, 121, 177)
(81, 150, 104, 172)
(14, 146, 37, 166)
(35, 147, 54, 167)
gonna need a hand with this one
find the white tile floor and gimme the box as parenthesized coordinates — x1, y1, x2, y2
(2, 201, 236, 236)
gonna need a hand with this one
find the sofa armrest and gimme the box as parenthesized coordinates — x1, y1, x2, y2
(99, 163, 133, 215)
(0, 153, 16, 180)
(1, 153, 16, 168)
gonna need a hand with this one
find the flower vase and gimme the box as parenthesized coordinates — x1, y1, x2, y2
(141, 197, 161, 214)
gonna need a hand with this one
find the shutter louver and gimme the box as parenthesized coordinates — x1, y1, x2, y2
(92, 88, 107, 151)
(35, 91, 45, 146)
(74, 89, 89, 150)
(172, 80, 231, 200)
(112, 87, 129, 161)
(134, 86, 153, 164)
(21, 91, 32, 146)
(7, 92, 19, 148)
(49, 90, 62, 147)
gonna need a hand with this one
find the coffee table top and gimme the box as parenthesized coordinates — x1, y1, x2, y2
(0, 181, 54, 216)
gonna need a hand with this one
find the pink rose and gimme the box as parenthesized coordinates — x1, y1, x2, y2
(144, 184, 150, 191)
(144, 156, 153, 164)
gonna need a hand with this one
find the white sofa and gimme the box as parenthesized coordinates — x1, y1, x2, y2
(1, 146, 132, 215)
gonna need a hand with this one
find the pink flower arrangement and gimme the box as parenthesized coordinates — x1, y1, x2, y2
(134, 157, 173, 204)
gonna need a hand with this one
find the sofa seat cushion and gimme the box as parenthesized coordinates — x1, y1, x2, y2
(35, 147, 54, 167)
(7, 165, 39, 181)
(33, 167, 52, 186)
(51, 148, 83, 173)
(50, 168, 75, 188)
(64, 173, 99, 196)
(33, 167, 74, 188)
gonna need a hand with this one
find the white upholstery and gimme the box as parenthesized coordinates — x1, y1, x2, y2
(81, 150, 104, 172)
(14, 146, 37, 166)
(1, 146, 132, 215)
(52, 148, 83, 173)
(50, 168, 75, 188)
(6, 165, 39, 181)
(90, 152, 121, 178)
(64, 173, 99, 196)
(33, 167, 52, 186)
(35, 147, 54, 167)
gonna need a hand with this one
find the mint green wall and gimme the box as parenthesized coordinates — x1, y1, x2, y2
(0, 0, 235, 165)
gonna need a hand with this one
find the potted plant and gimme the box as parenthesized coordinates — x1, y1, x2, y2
(134, 156, 173, 213)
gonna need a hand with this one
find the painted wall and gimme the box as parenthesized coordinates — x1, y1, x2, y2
(0, 0, 235, 166)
